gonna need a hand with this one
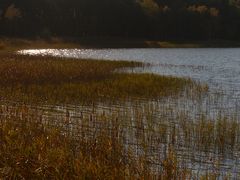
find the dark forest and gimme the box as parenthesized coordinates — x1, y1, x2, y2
(1, 0, 240, 40)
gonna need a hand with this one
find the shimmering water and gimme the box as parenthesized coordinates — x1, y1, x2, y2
(17, 48, 240, 177)
(18, 48, 240, 109)
(18, 48, 240, 87)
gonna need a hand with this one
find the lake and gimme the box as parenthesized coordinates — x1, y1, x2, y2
(17, 48, 240, 177)
(18, 48, 240, 110)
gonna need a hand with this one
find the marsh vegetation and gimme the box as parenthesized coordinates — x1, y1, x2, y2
(0, 45, 239, 179)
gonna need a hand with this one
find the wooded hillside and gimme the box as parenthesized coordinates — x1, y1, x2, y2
(1, 0, 240, 40)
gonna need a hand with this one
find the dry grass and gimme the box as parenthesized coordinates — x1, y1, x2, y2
(0, 103, 238, 179)
(0, 41, 237, 179)
(0, 115, 132, 179)
(0, 109, 192, 179)
(0, 54, 202, 104)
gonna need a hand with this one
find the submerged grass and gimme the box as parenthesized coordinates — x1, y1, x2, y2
(0, 106, 189, 179)
(0, 104, 238, 179)
(0, 115, 133, 179)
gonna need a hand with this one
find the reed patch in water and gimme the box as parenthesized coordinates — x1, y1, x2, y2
(0, 54, 205, 104)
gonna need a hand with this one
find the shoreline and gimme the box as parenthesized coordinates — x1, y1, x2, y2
(1, 37, 240, 51)
(0, 37, 239, 179)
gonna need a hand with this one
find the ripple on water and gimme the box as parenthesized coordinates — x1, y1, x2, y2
(18, 48, 240, 109)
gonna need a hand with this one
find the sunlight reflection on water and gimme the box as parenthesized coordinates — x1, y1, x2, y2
(14, 48, 240, 177)
(18, 48, 240, 110)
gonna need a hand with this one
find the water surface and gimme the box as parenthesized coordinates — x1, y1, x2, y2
(18, 48, 240, 109)
(15, 48, 240, 177)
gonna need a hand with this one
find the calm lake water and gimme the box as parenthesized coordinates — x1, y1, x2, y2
(19, 48, 240, 109)
(17, 48, 240, 177)
(18, 48, 240, 86)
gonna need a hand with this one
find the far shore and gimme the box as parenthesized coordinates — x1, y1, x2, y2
(1, 37, 240, 52)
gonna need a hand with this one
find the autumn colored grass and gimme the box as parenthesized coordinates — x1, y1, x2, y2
(0, 54, 203, 104)
(0, 43, 238, 179)
(0, 105, 192, 179)
(0, 114, 136, 179)
(0, 103, 238, 179)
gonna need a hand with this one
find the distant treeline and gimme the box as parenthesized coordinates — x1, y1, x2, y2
(0, 0, 240, 40)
